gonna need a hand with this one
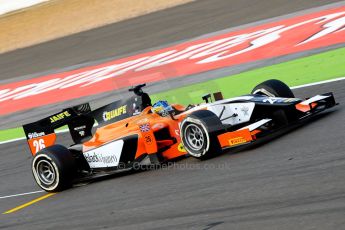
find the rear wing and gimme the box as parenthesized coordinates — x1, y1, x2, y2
(23, 96, 143, 156)
(23, 103, 94, 156)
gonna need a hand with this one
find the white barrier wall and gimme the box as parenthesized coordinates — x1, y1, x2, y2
(0, 0, 49, 16)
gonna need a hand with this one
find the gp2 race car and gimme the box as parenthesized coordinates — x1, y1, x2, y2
(23, 80, 337, 192)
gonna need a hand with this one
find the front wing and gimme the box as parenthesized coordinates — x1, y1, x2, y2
(216, 93, 337, 149)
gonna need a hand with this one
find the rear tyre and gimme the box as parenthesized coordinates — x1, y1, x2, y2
(252, 79, 294, 98)
(32, 145, 76, 192)
(181, 110, 223, 160)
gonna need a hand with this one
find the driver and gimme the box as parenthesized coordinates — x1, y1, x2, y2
(152, 100, 173, 117)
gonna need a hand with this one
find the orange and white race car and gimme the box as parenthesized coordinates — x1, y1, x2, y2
(23, 80, 337, 192)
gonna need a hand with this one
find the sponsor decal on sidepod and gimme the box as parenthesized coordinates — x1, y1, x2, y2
(83, 140, 124, 168)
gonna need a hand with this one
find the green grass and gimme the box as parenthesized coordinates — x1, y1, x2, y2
(151, 47, 345, 105)
(0, 127, 25, 142)
(0, 126, 69, 142)
(1, 47, 345, 142)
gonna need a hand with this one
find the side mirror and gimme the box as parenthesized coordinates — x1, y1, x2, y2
(202, 94, 212, 103)
(213, 92, 223, 101)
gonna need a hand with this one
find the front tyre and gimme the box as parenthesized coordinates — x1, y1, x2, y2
(32, 145, 76, 192)
(252, 79, 294, 98)
(181, 110, 223, 160)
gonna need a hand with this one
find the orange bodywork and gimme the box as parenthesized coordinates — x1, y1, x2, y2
(27, 105, 259, 159)
(82, 106, 188, 161)
(295, 102, 317, 112)
(82, 106, 258, 161)
(217, 129, 253, 148)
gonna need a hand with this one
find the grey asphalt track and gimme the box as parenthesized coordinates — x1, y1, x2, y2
(0, 81, 344, 229)
(0, 0, 345, 229)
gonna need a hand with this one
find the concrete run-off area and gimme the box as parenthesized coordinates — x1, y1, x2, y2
(0, 0, 193, 53)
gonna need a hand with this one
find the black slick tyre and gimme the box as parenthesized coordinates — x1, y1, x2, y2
(180, 110, 223, 160)
(252, 79, 294, 98)
(32, 145, 76, 192)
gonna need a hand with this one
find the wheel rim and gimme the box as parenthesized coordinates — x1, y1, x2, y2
(36, 159, 56, 185)
(185, 123, 205, 151)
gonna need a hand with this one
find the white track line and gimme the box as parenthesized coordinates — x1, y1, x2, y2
(0, 137, 26, 145)
(291, 76, 345, 89)
(0, 190, 44, 199)
(0, 76, 344, 146)
(0, 128, 70, 145)
(0, 122, 99, 145)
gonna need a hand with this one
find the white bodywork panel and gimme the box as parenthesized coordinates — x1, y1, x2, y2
(178, 96, 256, 126)
(208, 96, 254, 105)
(207, 102, 255, 125)
(300, 95, 330, 105)
(180, 96, 254, 114)
(239, 119, 272, 131)
(83, 140, 124, 168)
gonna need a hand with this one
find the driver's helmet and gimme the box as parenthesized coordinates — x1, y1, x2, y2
(152, 100, 173, 116)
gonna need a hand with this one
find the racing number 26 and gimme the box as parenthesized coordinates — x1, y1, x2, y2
(33, 139, 46, 153)
(144, 133, 153, 145)
(28, 134, 56, 156)
(145, 135, 152, 144)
